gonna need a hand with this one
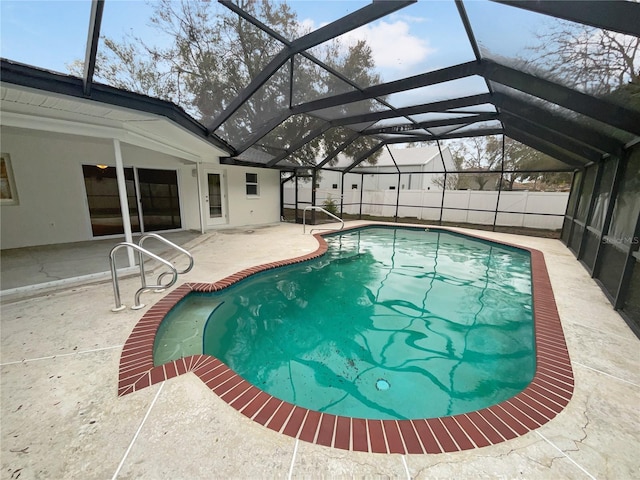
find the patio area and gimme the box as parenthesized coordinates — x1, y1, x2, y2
(1, 221, 638, 479)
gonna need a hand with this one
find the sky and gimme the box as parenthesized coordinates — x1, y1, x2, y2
(0, 0, 542, 82)
(0, 0, 594, 134)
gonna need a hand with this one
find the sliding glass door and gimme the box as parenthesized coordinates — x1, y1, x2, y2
(83, 165, 140, 236)
(137, 168, 181, 231)
(83, 166, 181, 236)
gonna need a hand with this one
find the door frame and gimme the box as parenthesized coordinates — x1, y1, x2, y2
(203, 168, 228, 228)
(135, 166, 183, 233)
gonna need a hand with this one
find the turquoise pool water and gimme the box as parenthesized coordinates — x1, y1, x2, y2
(154, 227, 535, 420)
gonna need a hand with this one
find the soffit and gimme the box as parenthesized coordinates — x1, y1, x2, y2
(0, 83, 228, 162)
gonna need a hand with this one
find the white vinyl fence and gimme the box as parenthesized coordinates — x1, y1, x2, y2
(284, 187, 569, 230)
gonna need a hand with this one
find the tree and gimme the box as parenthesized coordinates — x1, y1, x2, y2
(518, 19, 638, 188)
(452, 136, 502, 190)
(441, 136, 572, 191)
(428, 144, 463, 190)
(525, 21, 639, 96)
(75, 0, 382, 167)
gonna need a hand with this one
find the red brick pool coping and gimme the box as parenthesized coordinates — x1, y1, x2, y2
(118, 224, 573, 454)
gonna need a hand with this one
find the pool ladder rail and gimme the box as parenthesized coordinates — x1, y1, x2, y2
(109, 233, 194, 312)
(303, 206, 345, 234)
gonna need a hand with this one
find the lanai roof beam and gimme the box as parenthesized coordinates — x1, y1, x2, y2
(207, 0, 414, 132)
(504, 127, 588, 168)
(361, 113, 499, 135)
(492, 93, 623, 155)
(82, 0, 104, 96)
(481, 60, 640, 136)
(330, 93, 493, 128)
(492, 0, 640, 37)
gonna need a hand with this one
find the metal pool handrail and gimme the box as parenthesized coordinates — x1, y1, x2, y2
(109, 242, 178, 312)
(138, 233, 194, 288)
(303, 206, 345, 234)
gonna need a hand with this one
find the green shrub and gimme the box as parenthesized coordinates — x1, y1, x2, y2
(322, 196, 338, 215)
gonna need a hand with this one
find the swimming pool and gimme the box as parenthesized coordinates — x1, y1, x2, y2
(154, 227, 535, 420)
(118, 224, 574, 453)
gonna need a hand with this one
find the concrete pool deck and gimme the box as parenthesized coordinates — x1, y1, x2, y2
(1, 221, 638, 479)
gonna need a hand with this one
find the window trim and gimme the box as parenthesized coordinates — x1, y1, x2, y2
(245, 171, 259, 197)
(1, 153, 19, 205)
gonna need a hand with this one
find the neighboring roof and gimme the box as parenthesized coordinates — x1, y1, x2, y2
(1, 0, 638, 172)
(330, 145, 446, 171)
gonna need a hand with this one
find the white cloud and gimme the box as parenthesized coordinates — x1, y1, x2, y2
(296, 18, 318, 36)
(340, 20, 435, 71)
(298, 18, 434, 74)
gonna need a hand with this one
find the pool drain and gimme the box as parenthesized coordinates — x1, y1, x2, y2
(376, 378, 390, 391)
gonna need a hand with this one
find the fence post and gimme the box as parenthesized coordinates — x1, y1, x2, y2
(359, 174, 364, 220)
(466, 190, 471, 224)
(340, 172, 345, 217)
(395, 173, 401, 222)
(522, 191, 529, 227)
(439, 173, 446, 225)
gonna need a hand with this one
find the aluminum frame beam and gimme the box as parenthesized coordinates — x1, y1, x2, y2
(265, 123, 332, 167)
(492, 0, 640, 37)
(82, 0, 104, 96)
(233, 62, 484, 155)
(492, 93, 623, 156)
(343, 143, 386, 173)
(377, 127, 504, 145)
(504, 126, 588, 168)
(500, 112, 604, 164)
(314, 133, 361, 170)
(207, 0, 414, 132)
(481, 59, 640, 136)
(292, 61, 482, 117)
(361, 112, 499, 135)
(455, 0, 496, 96)
(221, 0, 405, 124)
(417, 127, 504, 141)
(329, 94, 493, 128)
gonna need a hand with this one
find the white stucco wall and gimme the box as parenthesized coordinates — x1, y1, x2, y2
(0, 126, 281, 249)
(1, 127, 112, 249)
(316, 147, 454, 193)
(224, 165, 280, 227)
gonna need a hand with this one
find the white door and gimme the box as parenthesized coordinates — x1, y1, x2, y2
(205, 170, 227, 226)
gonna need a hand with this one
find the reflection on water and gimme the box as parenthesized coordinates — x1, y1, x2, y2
(159, 227, 535, 420)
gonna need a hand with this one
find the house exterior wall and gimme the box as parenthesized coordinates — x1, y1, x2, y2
(2, 127, 112, 249)
(0, 126, 280, 249)
(318, 170, 448, 192)
(316, 147, 455, 193)
(224, 165, 280, 227)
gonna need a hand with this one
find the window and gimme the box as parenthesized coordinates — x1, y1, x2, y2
(389, 186, 396, 190)
(332, 184, 338, 189)
(0, 153, 18, 205)
(246, 172, 259, 196)
(351, 184, 358, 190)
